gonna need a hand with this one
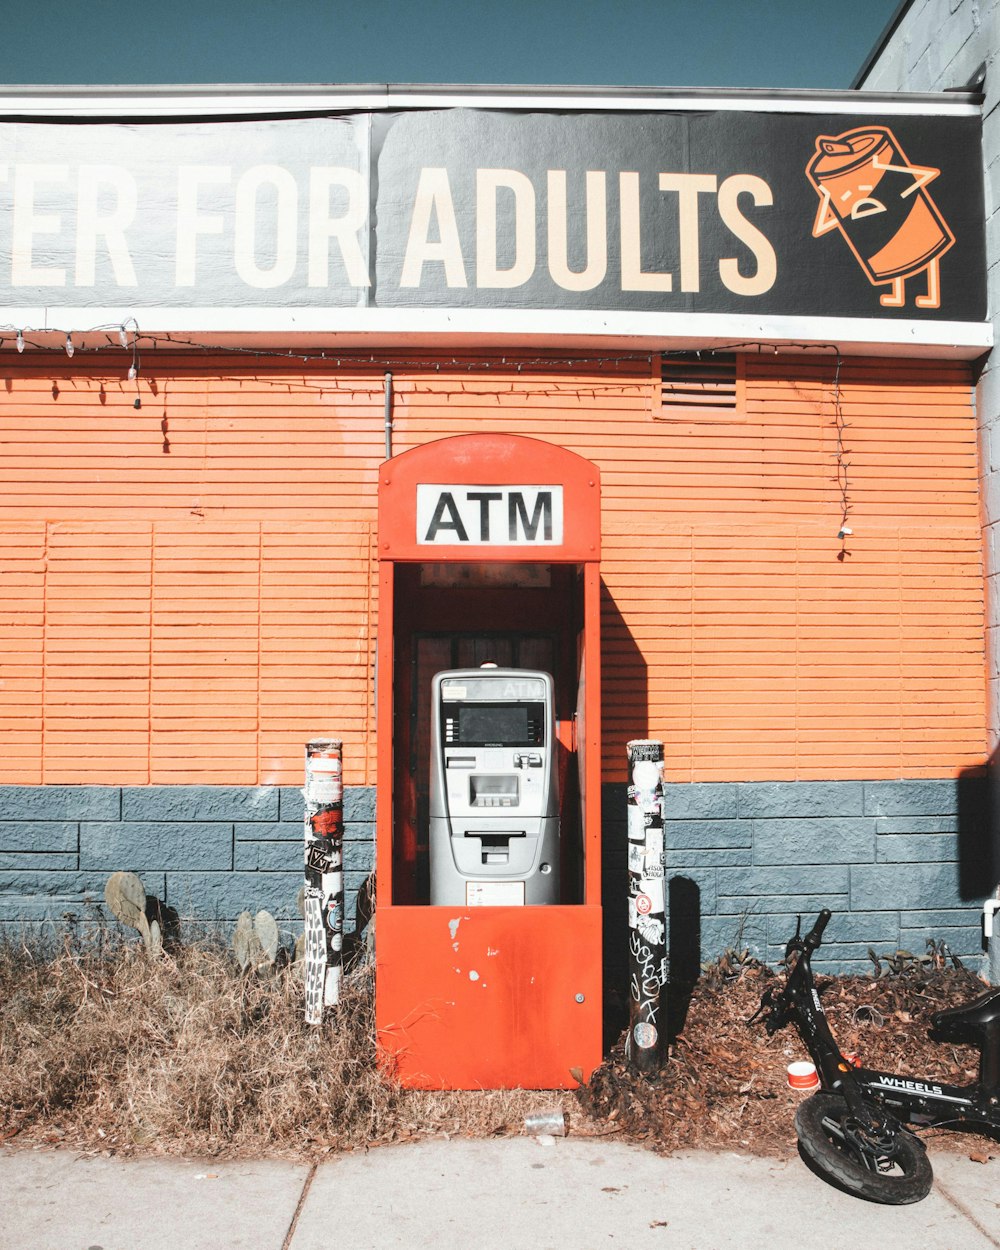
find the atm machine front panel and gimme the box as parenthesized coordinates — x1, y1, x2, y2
(429, 669, 559, 905)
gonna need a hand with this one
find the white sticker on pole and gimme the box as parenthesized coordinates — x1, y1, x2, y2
(310, 757, 342, 774)
(631, 758, 661, 795)
(304, 894, 326, 1025)
(638, 877, 664, 913)
(310, 780, 342, 804)
(627, 805, 645, 843)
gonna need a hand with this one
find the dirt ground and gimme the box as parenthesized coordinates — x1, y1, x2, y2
(577, 961, 995, 1160)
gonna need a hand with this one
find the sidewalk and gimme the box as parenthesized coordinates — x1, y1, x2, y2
(3, 1136, 998, 1250)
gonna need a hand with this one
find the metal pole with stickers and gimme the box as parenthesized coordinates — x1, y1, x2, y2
(303, 738, 345, 1024)
(626, 739, 666, 1075)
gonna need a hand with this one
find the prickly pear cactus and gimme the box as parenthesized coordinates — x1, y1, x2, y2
(232, 909, 281, 974)
(233, 911, 255, 970)
(254, 910, 279, 965)
(135, 911, 162, 958)
(105, 871, 162, 956)
(104, 873, 170, 956)
(105, 871, 146, 929)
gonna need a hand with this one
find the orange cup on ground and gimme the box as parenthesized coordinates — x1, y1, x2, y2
(787, 1061, 820, 1091)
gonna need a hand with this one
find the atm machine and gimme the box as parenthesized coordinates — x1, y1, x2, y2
(429, 666, 560, 906)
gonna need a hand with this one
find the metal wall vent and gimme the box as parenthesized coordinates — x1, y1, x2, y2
(658, 352, 742, 417)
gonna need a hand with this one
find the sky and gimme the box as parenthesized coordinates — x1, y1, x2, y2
(0, 0, 903, 91)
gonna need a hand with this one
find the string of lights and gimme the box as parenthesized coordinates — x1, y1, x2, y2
(0, 320, 854, 544)
(830, 352, 852, 560)
(0, 321, 851, 371)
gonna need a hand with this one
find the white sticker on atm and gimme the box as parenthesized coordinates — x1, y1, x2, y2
(466, 881, 525, 906)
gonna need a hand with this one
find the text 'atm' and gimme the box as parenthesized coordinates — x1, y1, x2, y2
(429, 667, 560, 906)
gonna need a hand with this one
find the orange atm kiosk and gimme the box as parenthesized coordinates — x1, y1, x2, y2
(375, 433, 603, 1089)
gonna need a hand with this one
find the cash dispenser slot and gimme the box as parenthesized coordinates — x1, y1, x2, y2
(477, 830, 526, 864)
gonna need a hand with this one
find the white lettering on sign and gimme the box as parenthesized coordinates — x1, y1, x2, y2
(11, 164, 72, 287)
(0, 142, 776, 300)
(416, 485, 564, 545)
(175, 164, 231, 286)
(400, 167, 468, 288)
(400, 166, 777, 296)
(74, 166, 139, 287)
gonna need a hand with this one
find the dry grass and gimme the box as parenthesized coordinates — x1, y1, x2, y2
(1, 932, 994, 1162)
(0, 935, 551, 1158)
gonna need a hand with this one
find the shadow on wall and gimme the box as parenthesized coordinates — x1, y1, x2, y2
(599, 582, 648, 771)
(665, 876, 701, 1041)
(962, 756, 999, 901)
(597, 587, 700, 1044)
(599, 584, 649, 1045)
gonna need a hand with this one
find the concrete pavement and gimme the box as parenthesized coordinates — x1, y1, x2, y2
(2, 1136, 998, 1250)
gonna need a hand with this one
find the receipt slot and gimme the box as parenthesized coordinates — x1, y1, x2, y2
(429, 668, 559, 906)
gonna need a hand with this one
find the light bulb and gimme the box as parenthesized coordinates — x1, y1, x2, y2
(15, 330, 24, 353)
(128, 365, 137, 381)
(64, 334, 74, 358)
(119, 326, 129, 349)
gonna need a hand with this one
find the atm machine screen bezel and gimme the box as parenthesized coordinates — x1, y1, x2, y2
(443, 700, 545, 748)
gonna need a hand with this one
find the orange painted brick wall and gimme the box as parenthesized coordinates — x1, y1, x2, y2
(0, 352, 986, 785)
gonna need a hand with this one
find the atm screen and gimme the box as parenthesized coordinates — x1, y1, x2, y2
(453, 702, 541, 746)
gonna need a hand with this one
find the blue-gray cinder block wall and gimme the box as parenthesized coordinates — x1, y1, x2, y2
(0, 779, 991, 974)
(602, 777, 991, 977)
(0, 785, 374, 943)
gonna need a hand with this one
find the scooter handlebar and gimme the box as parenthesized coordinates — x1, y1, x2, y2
(803, 909, 832, 952)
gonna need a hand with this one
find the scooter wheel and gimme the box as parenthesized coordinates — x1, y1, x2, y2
(795, 1091, 933, 1205)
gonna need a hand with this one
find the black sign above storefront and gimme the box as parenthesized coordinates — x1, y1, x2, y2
(0, 104, 986, 327)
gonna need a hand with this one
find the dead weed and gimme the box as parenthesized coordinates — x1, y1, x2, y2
(579, 963, 989, 1157)
(0, 935, 992, 1161)
(0, 936, 553, 1158)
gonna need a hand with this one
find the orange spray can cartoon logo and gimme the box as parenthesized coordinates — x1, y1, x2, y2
(806, 127, 954, 309)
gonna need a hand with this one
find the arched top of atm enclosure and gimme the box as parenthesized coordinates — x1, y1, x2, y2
(378, 434, 601, 563)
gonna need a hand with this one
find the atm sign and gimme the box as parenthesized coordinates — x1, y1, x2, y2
(416, 485, 564, 545)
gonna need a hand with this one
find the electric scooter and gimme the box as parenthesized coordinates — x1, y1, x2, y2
(750, 909, 1000, 1204)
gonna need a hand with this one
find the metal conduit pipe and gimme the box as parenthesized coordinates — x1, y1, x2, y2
(986, 895, 1000, 984)
(384, 371, 394, 459)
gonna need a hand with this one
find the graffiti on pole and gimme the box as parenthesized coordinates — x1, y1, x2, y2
(626, 738, 666, 1075)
